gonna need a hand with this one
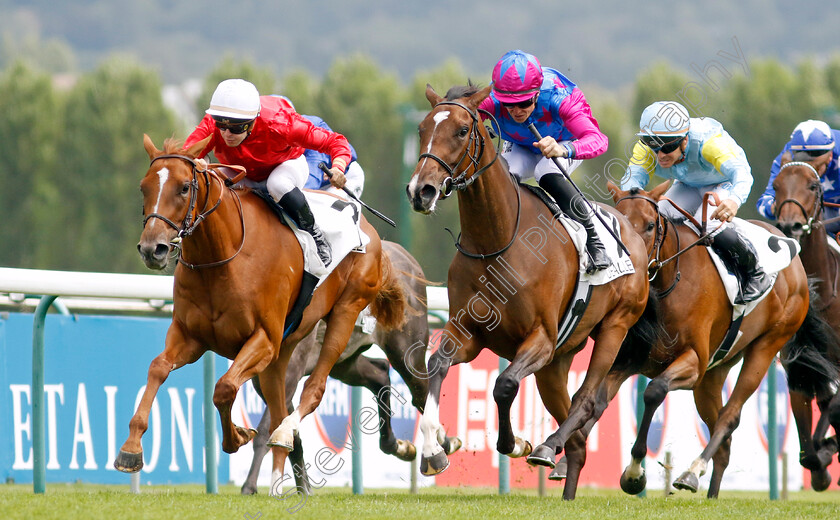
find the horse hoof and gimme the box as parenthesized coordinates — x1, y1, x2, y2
(445, 436, 462, 455)
(113, 450, 144, 473)
(620, 471, 647, 495)
(241, 484, 257, 495)
(526, 445, 556, 468)
(394, 440, 417, 462)
(811, 468, 832, 492)
(673, 471, 699, 493)
(420, 451, 450, 476)
(548, 463, 567, 482)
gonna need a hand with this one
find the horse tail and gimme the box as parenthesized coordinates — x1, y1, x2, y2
(369, 250, 409, 331)
(613, 286, 668, 372)
(781, 284, 840, 398)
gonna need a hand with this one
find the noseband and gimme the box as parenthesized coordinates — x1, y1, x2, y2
(144, 154, 245, 269)
(774, 161, 823, 234)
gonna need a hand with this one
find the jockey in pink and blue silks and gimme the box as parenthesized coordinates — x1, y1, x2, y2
(478, 50, 611, 271)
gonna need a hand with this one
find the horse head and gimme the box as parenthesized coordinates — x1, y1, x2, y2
(773, 153, 829, 241)
(608, 180, 670, 255)
(137, 134, 212, 270)
(406, 84, 493, 214)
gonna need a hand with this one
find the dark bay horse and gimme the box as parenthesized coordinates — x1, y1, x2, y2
(405, 84, 651, 499)
(115, 136, 408, 495)
(241, 241, 460, 495)
(771, 157, 840, 490)
(608, 180, 820, 497)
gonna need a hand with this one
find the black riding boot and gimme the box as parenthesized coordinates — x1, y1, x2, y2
(711, 226, 771, 304)
(539, 173, 610, 272)
(279, 188, 332, 266)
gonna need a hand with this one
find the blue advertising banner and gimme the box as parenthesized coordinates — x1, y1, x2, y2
(0, 312, 228, 484)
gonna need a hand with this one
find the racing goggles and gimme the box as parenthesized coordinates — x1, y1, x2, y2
(501, 96, 537, 109)
(213, 117, 254, 134)
(641, 135, 685, 154)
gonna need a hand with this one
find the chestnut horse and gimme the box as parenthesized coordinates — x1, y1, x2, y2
(240, 241, 461, 495)
(405, 84, 651, 500)
(607, 180, 814, 497)
(114, 136, 408, 494)
(771, 158, 840, 490)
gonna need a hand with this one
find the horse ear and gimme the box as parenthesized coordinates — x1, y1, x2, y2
(184, 136, 212, 159)
(426, 84, 442, 107)
(606, 180, 624, 203)
(143, 134, 160, 159)
(779, 151, 792, 167)
(468, 85, 493, 109)
(650, 180, 671, 200)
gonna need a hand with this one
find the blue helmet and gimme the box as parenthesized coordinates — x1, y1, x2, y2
(789, 120, 835, 152)
(637, 101, 690, 138)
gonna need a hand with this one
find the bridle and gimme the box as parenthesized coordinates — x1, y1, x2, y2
(773, 161, 824, 234)
(143, 154, 245, 269)
(418, 101, 501, 197)
(418, 100, 521, 260)
(774, 160, 840, 309)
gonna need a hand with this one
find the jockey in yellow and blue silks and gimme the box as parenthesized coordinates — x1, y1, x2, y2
(756, 120, 840, 234)
(478, 50, 610, 271)
(621, 101, 770, 304)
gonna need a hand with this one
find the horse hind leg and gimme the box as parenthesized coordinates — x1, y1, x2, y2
(241, 407, 272, 495)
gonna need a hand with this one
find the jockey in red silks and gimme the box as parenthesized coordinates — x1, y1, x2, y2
(478, 50, 611, 271)
(186, 79, 352, 266)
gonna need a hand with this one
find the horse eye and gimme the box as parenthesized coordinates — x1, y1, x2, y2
(646, 222, 655, 232)
(458, 126, 469, 138)
(809, 182, 820, 192)
(181, 183, 190, 195)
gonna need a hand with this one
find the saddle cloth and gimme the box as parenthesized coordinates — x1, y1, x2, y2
(553, 207, 636, 286)
(282, 190, 370, 284)
(700, 218, 800, 319)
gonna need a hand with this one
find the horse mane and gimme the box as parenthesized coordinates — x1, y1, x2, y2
(443, 81, 483, 101)
(162, 137, 185, 154)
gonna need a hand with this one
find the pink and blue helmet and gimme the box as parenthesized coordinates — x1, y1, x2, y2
(789, 120, 835, 152)
(491, 50, 544, 103)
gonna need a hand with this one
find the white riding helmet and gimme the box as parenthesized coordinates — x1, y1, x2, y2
(206, 79, 261, 120)
(637, 101, 690, 138)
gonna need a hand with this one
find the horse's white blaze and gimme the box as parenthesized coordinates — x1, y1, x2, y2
(419, 395, 444, 457)
(150, 167, 169, 229)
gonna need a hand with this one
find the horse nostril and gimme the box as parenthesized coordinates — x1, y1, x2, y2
(419, 184, 438, 204)
(792, 222, 803, 232)
(154, 243, 170, 259)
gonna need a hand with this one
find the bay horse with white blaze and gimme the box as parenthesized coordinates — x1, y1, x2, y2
(608, 180, 819, 497)
(771, 157, 840, 490)
(405, 84, 651, 499)
(114, 136, 408, 495)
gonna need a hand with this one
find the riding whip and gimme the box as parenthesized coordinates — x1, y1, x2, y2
(318, 163, 396, 227)
(527, 124, 629, 256)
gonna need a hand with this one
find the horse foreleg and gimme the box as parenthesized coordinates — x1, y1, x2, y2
(493, 329, 552, 457)
(531, 325, 626, 465)
(241, 407, 271, 495)
(115, 330, 204, 473)
(418, 329, 479, 476)
(214, 329, 275, 454)
(270, 310, 358, 450)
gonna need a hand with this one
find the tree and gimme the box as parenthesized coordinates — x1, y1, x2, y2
(0, 61, 62, 268)
(54, 57, 176, 273)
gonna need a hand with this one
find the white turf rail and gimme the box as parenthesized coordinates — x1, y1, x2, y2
(0, 267, 449, 312)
